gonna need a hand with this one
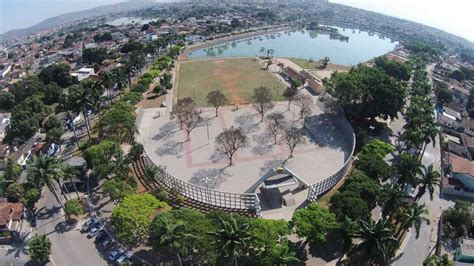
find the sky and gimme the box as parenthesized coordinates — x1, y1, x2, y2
(330, 0, 474, 42)
(0, 0, 473, 42)
(0, 0, 124, 34)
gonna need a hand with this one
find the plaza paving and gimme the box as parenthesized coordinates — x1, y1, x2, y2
(137, 100, 352, 195)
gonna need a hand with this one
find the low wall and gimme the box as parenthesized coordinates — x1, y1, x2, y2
(141, 153, 261, 216)
(307, 94, 356, 201)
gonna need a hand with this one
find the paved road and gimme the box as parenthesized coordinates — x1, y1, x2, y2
(34, 184, 107, 266)
(393, 64, 455, 265)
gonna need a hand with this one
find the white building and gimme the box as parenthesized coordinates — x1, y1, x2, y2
(71, 67, 95, 82)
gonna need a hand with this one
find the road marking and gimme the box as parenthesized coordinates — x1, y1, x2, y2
(49, 255, 56, 266)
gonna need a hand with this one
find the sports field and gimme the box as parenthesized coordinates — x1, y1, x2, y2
(177, 58, 285, 106)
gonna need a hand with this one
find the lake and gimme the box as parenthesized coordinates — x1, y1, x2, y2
(187, 28, 398, 66)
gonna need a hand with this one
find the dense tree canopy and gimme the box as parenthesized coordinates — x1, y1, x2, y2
(374, 56, 411, 81)
(325, 65, 406, 121)
(290, 203, 338, 244)
(38, 63, 73, 88)
(111, 193, 168, 247)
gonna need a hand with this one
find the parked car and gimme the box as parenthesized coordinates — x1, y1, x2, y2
(94, 231, 108, 243)
(101, 238, 114, 249)
(108, 248, 124, 261)
(87, 226, 103, 238)
(115, 251, 132, 264)
(81, 218, 98, 232)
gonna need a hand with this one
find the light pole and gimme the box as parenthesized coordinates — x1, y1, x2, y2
(204, 177, 211, 204)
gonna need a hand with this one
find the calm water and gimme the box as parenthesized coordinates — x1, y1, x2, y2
(188, 28, 398, 65)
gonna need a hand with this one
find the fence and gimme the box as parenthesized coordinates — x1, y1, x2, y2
(307, 94, 356, 201)
(141, 153, 261, 216)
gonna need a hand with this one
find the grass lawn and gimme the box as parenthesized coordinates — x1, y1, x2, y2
(177, 58, 285, 106)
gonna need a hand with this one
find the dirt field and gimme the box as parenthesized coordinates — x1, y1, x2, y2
(177, 58, 285, 106)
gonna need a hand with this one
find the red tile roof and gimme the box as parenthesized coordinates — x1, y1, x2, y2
(449, 153, 474, 176)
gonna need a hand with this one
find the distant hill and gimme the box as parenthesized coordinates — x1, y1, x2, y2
(0, 1, 159, 42)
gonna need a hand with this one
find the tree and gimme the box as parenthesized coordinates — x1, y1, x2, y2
(266, 112, 285, 144)
(6, 183, 24, 202)
(396, 153, 423, 189)
(354, 153, 391, 182)
(283, 127, 305, 158)
(61, 165, 80, 199)
(207, 90, 228, 117)
(359, 139, 395, 159)
(111, 150, 131, 180)
(294, 93, 314, 126)
(351, 219, 397, 264)
(45, 127, 64, 144)
(338, 170, 381, 210)
(252, 86, 274, 122)
(325, 66, 405, 121)
(283, 87, 297, 110)
(64, 199, 84, 221)
(374, 56, 411, 81)
(38, 63, 73, 88)
(248, 218, 297, 265)
(330, 191, 370, 221)
(103, 179, 135, 202)
(149, 208, 216, 263)
(183, 109, 202, 141)
(415, 164, 440, 201)
(83, 140, 119, 179)
(28, 234, 52, 264)
(111, 193, 167, 247)
(379, 185, 405, 219)
(170, 97, 195, 130)
(26, 154, 64, 207)
(423, 254, 453, 266)
(397, 203, 429, 238)
(443, 200, 472, 240)
(290, 203, 337, 244)
(215, 127, 248, 166)
(2, 156, 21, 182)
(208, 215, 253, 265)
(0, 91, 15, 110)
(24, 188, 41, 209)
(82, 47, 107, 64)
(320, 56, 330, 69)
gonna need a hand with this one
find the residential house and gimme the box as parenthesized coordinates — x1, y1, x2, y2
(0, 200, 24, 235)
(71, 67, 95, 82)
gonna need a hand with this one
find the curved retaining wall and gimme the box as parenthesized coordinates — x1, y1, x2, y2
(306, 93, 356, 201)
(136, 92, 355, 216)
(141, 153, 261, 216)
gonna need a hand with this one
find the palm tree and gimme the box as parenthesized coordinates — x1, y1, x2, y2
(101, 71, 114, 105)
(112, 150, 131, 180)
(56, 94, 80, 149)
(418, 122, 438, 160)
(142, 165, 160, 188)
(380, 185, 406, 219)
(62, 165, 80, 199)
(70, 85, 93, 139)
(396, 153, 423, 190)
(208, 216, 253, 266)
(397, 203, 429, 239)
(352, 218, 398, 265)
(27, 154, 65, 208)
(415, 164, 441, 201)
(153, 219, 196, 259)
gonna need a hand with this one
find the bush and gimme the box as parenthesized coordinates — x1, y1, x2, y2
(24, 188, 41, 209)
(64, 199, 84, 220)
(7, 183, 24, 202)
(151, 187, 168, 202)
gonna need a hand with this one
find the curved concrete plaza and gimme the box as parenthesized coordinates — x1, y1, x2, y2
(137, 100, 353, 195)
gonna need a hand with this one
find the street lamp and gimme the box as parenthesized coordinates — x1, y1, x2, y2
(204, 177, 211, 204)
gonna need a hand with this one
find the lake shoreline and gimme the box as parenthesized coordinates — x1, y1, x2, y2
(180, 25, 291, 60)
